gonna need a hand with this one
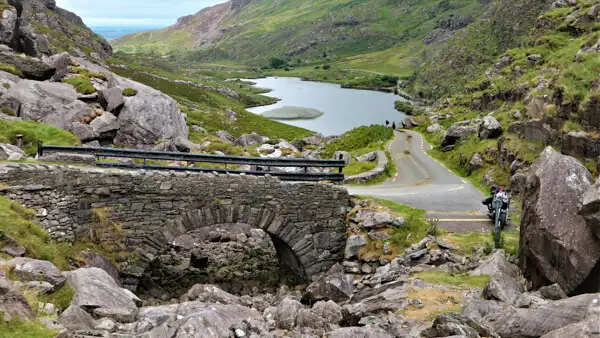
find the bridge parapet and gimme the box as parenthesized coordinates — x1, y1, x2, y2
(0, 162, 349, 285)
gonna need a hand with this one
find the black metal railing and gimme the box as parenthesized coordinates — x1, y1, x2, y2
(37, 141, 345, 182)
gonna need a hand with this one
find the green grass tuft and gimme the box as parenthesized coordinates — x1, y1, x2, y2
(0, 119, 80, 156)
(122, 88, 138, 97)
(0, 63, 23, 78)
(63, 76, 96, 94)
(0, 318, 57, 338)
(413, 270, 491, 289)
(321, 125, 393, 159)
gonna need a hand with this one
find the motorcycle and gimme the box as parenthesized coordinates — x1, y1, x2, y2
(487, 189, 510, 235)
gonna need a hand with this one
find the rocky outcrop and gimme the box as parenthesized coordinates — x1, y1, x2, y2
(561, 131, 600, 159)
(520, 147, 600, 294)
(236, 132, 266, 147)
(441, 123, 477, 147)
(508, 119, 556, 145)
(9, 257, 65, 288)
(0, 143, 25, 160)
(0, 0, 111, 59)
(0, 56, 189, 147)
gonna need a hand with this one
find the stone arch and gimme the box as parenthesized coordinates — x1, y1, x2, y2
(133, 203, 344, 287)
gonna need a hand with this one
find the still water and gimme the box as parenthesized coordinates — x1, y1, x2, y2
(246, 77, 407, 136)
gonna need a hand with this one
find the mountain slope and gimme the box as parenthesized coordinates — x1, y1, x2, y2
(113, 0, 486, 64)
(0, 0, 112, 60)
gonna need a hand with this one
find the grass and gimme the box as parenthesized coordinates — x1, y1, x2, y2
(0, 196, 123, 271)
(439, 231, 520, 256)
(343, 161, 377, 176)
(122, 88, 137, 97)
(0, 120, 80, 156)
(395, 101, 424, 116)
(0, 319, 57, 338)
(72, 67, 106, 80)
(413, 270, 491, 289)
(63, 76, 96, 94)
(0, 63, 23, 77)
(403, 288, 462, 321)
(321, 125, 393, 159)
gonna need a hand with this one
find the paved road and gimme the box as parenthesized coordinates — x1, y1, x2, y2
(347, 130, 498, 234)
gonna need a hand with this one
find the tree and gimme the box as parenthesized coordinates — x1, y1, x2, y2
(268, 57, 286, 69)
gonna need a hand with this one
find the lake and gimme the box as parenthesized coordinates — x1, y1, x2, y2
(245, 77, 407, 136)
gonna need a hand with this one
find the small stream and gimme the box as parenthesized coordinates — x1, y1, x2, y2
(245, 77, 407, 136)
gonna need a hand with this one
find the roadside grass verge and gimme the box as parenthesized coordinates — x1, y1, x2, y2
(0, 319, 57, 338)
(439, 231, 520, 256)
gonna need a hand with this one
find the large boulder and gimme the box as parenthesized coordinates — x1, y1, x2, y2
(0, 230, 25, 257)
(42, 52, 71, 81)
(520, 147, 600, 294)
(0, 6, 18, 45)
(479, 115, 503, 139)
(65, 267, 139, 322)
(483, 274, 525, 305)
(441, 124, 477, 147)
(175, 302, 261, 337)
(216, 130, 237, 143)
(275, 297, 303, 330)
(470, 250, 520, 278)
(483, 293, 600, 337)
(58, 305, 95, 331)
(562, 131, 600, 159)
(0, 276, 34, 322)
(9, 257, 65, 288)
(541, 316, 600, 338)
(302, 264, 353, 304)
(236, 132, 265, 147)
(110, 72, 189, 147)
(76, 250, 121, 287)
(508, 119, 556, 145)
(344, 235, 366, 259)
(89, 111, 119, 135)
(98, 87, 125, 113)
(329, 326, 393, 338)
(0, 51, 55, 80)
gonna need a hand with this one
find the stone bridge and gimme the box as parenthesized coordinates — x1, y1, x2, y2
(0, 163, 349, 286)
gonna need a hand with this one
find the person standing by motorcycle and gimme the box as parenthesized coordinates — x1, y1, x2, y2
(482, 185, 500, 213)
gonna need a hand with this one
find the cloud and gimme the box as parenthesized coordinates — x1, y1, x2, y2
(55, 0, 225, 27)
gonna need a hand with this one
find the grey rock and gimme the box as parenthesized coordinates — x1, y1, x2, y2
(89, 111, 119, 135)
(311, 300, 343, 325)
(345, 235, 366, 259)
(58, 305, 95, 331)
(71, 122, 98, 141)
(295, 308, 325, 330)
(479, 115, 503, 139)
(423, 313, 500, 338)
(275, 297, 303, 330)
(9, 257, 65, 288)
(236, 132, 265, 147)
(538, 284, 567, 300)
(483, 274, 525, 305)
(470, 250, 520, 278)
(216, 130, 237, 143)
(302, 264, 353, 304)
(461, 298, 509, 322)
(469, 153, 484, 174)
(226, 108, 237, 121)
(0, 230, 26, 257)
(42, 53, 71, 81)
(541, 315, 600, 338)
(0, 7, 17, 45)
(508, 119, 556, 145)
(0, 143, 26, 160)
(363, 212, 394, 228)
(7, 153, 24, 161)
(180, 284, 241, 304)
(343, 284, 409, 323)
(368, 231, 389, 241)
(172, 136, 197, 153)
(329, 326, 393, 338)
(191, 125, 207, 134)
(427, 123, 441, 133)
(39, 153, 95, 164)
(441, 124, 477, 147)
(484, 294, 600, 337)
(0, 276, 34, 322)
(77, 250, 121, 287)
(94, 317, 116, 332)
(65, 267, 138, 322)
(520, 147, 600, 294)
(514, 292, 548, 309)
(0, 51, 55, 80)
(562, 131, 600, 159)
(176, 302, 260, 338)
(98, 87, 125, 113)
(357, 151, 377, 162)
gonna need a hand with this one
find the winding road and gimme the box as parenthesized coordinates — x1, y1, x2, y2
(347, 130, 497, 234)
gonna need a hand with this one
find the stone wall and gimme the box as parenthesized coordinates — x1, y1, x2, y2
(344, 150, 389, 184)
(0, 163, 349, 286)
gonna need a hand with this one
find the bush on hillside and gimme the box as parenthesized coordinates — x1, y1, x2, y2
(395, 101, 424, 115)
(321, 125, 394, 158)
(268, 57, 287, 69)
(323, 64, 331, 70)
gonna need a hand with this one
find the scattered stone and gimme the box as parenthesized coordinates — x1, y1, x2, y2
(479, 115, 503, 139)
(275, 298, 303, 330)
(427, 123, 441, 133)
(0, 230, 26, 257)
(0, 143, 25, 161)
(77, 250, 121, 287)
(0, 276, 34, 322)
(357, 151, 377, 162)
(180, 284, 241, 305)
(302, 264, 353, 304)
(368, 231, 390, 241)
(9, 257, 65, 288)
(98, 87, 125, 113)
(483, 274, 525, 305)
(363, 212, 394, 228)
(345, 235, 367, 259)
(216, 130, 237, 143)
(538, 284, 567, 301)
(441, 123, 477, 147)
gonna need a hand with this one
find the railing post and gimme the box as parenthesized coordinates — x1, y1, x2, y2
(16, 134, 23, 149)
(37, 140, 43, 157)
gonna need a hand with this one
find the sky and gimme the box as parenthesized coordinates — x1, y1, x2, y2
(55, 0, 225, 27)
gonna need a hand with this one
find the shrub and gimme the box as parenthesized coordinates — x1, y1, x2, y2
(268, 57, 286, 69)
(395, 101, 424, 115)
(323, 64, 331, 70)
(1, 106, 15, 116)
(63, 77, 96, 94)
(122, 88, 138, 97)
